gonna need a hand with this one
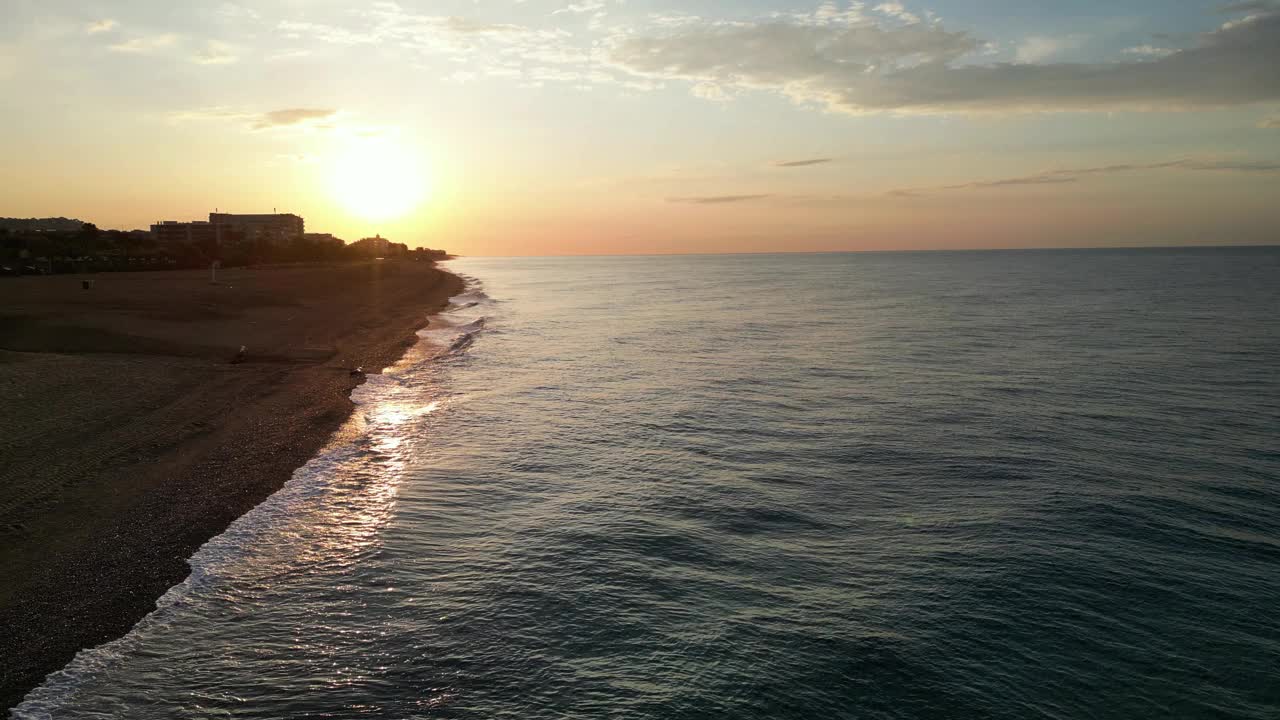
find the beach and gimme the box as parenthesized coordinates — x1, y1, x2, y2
(0, 261, 462, 711)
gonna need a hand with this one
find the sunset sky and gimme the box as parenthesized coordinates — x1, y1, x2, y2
(2, 0, 1278, 255)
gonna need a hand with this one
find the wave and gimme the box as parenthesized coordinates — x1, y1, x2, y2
(448, 332, 477, 354)
(446, 279, 492, 310)
(14, 416, 376, 718)
(11, 285, 484, 718)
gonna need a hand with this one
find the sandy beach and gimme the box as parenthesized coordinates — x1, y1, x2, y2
(0, 261, 462, 711)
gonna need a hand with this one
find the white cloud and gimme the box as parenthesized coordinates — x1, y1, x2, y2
(216, 3, 261, 22)
(192, 40, 238, 65)
(86, 19, 118, 35)
(607, 9, 1280, 115)
(277, 1, 652, 92)
(554, 1, 606, 15)
(170, 107, 339, 132)
(890, 158, 1280, 196)
(1015, 34, 1086, 63)
(107, 34, 179, 53)
(874, 2, 920, 24)
(692, 82, 732, 102)
(1123, 44, 1174, 57)
(251, 108, 337, 130)
(168, 107, 255, 123)
(267, 48, 311, 62)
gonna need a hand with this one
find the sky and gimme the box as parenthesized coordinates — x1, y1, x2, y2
(1, 0, 1278, 255)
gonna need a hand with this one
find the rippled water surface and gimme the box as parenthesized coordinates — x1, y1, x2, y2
(17, 249, 1280, 719)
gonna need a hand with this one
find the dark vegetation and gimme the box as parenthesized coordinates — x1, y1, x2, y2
(0, 218, 447, 276)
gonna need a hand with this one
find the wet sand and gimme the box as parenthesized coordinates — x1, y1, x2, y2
(0, 261, 463, 711)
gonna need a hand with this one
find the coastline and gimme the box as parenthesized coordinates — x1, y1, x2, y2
(0, 261, 463, 712)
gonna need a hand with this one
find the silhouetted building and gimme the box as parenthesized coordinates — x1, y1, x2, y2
(208, 212, 304, 242)
(302, 232, 343, 248)
(350, 234, 409, 257)
(150, 220, 225, 246)
(356, 234, 390, 255)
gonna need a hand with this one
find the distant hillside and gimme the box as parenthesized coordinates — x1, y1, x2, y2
(0, 217, 89, 233)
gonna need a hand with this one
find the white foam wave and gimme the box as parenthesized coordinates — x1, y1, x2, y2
(11, 282, 484, 718)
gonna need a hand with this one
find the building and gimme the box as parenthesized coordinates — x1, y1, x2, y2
(208, 213, 304, 242)
(356, 234, 390, 255)
(150, 220, 227, 246)
(302, 232, 343, 248)
(349, 234, 408, 257)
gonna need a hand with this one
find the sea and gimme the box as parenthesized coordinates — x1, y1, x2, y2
(13, 248, 1280, 719)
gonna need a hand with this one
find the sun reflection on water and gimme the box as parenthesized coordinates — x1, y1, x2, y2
(206, 384, 447, 586)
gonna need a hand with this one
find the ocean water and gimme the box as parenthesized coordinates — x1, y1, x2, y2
(14, 248, 1280, 719)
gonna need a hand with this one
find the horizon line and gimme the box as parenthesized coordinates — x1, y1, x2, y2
(444, 241, 1280, 260)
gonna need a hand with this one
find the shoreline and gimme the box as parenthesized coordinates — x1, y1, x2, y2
(0, 261, 463, 712)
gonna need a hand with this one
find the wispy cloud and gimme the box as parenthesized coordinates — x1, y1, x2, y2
(1015, 34, 1086, 63)
(86, 19, 117, 35)
(276, 3, 618, 87)
(1123, 44, 1174, 57)
(216, 3, 261, 22)
(691, 82, 732, 102)
(608, 7, 1280, 115)
(192, 40, 238, 65)
(774, 158, 834, 167)
(554, 1, 606, 15)
(108, 34, 179, 53)
(873, 2, 921, 24)
(889, 158, 1280, 196)
(251, 108, 337, 130)
(1218, 1, 1280, 13)
(169, 107, 255, 123)
(277, 3, 669, 92)
(668, 194, 772, 204)
(170, 107, 340, 132)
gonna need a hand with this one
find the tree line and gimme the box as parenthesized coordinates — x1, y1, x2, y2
(1, 221, 448, 275)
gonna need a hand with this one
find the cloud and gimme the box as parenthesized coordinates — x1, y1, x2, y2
(251, 108, 337, 130)
(1123, 44, 1174, 57)
(192, 40, 238, 65)
(661, 156, 1280, 206)
(281, 4, 554, 46)
(107, 34, 179, 53)
(691, 82, 732, 102)
(668, 194, 772, 204)
(86, 19, 118, 35)
(439, 16, 534, 34)
(1219, 1, 1280, 13)
(275, 153, 320, 164)
(1260, 115, 1280, 128)
(554, 1, 606, 15)
(278, 2, 653, 91)
(873, 2, 920, 24)
(608, 9, 1280, 115)
(1187, 159, 1280, 171)
(216, 3, 261, 22)
(169, 107, 255, 123)
(1015, 34, 1086, 63)
(170, 107, 340, 132)
(890, 158, 1280, 195)
(774, 158, 833, 167)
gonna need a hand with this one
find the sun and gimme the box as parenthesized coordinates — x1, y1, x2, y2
(330, 137, 430, 222)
